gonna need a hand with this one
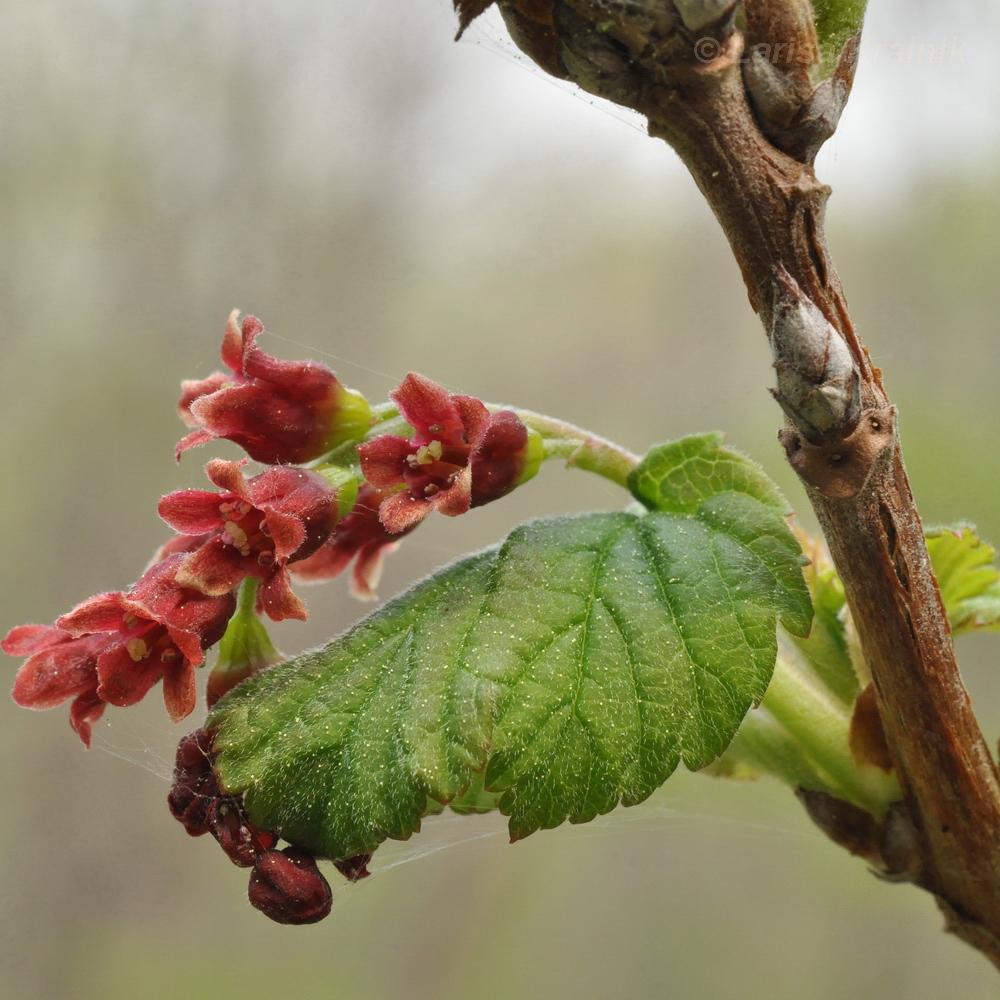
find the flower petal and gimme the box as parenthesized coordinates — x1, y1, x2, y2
(378, 492, 432, 533)
(453, 394, 492, 449)
(158, 490, 227, 535)
(69, 689, 107, 748)
(357, 435, 412, 488)
(178, 372, 230, 426)
(56, 592, 125, 636)
(162, 663, 197, 722)
(96, 643, 163, 708)
(257, 567, 308, 622)
(175, 540, 247, 597)
(205, 458, 252, 502)
(262, 510, 307, 562)
(175, 427, 218, 461)
(432, 465, 473, 518)
(390, 372, 457, 432)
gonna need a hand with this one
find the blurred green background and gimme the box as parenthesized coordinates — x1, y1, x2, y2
(3, 0, 1000, 997)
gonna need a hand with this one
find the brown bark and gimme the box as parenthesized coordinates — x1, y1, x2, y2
(480, 0, 1000, 967)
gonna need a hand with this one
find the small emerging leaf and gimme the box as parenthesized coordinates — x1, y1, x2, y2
(211, 436, 811, 859)
(628, 432, 787, 515)
(789, 528, 857, 704)
(811, 0, 868, 74)
(926, 525, 1000, 635)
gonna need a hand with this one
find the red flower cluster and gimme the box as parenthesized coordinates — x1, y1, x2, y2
(5, 556, 236, 744)
(177, 311, 372, 465)
(358, 372, 541, 533)
(5, 313, 543, 760)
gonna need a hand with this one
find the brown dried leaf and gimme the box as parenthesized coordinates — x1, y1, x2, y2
(454, 0, 497, 39)
(849, 682, 894, 772)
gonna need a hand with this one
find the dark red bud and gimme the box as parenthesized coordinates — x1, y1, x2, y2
(333, 852, 373, 882)
(248, 848, 333, 925)
(174, 728, 217, 777)
(208, 797, 278, 867)
(168, 728, 221, 836)
(168, 785, 215, 836)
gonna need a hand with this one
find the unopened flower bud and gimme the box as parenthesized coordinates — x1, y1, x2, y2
(207, 580, 283, 708)
(207, 797, 278, 867)
(167, 728, 221, 836)
(177, 312, 373, 465)
(248, 848, 333, 925)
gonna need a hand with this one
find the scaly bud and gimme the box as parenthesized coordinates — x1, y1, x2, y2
(768, 265, 860, 443)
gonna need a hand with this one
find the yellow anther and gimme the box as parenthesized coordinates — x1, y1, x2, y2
(224, 521, 248, 546)
(407, 440, 444, 468)
(126, 638, 150, 662)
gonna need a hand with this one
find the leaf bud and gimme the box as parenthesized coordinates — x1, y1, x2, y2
(768, 265, 860, 443)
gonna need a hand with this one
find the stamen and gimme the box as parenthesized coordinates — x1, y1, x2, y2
(224, 521, 249, 547)
(161, 647, 181, 662)
(126, 638, 151, 662)
(257, 550, 275, 568)
(407, 440, 444, 468)
(122, 614, 139, 630)
(424, 484, 439, 496)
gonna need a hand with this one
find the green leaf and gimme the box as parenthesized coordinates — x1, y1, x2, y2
(811, 0, 868, 74)
(211, 438, 811, 859)
(926, 524, 1000, 635)
(628, 432, 788, 515)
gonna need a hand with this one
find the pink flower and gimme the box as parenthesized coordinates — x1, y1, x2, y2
(357, 373, 541, 533)
(176, 311, 372, 465)
(158, 459, 345, 622)
(4, 625, 114, 747)
(290, 483, 416, 600)
(56, 554, 237, 723)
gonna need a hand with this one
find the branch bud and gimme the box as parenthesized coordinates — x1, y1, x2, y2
(768, 265, 860, 443)
(743, 33, 859, 162)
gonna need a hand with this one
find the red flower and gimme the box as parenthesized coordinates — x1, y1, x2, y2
(56, 554, 237, 723)
(357, 373, 541, 533)
(4, 625, 113, 747)
(159, 459, 346, 622)
(290, 483, 416, 600)
(176, 311, 372, 465)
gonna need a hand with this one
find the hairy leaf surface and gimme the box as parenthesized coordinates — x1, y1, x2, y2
(211, 436, 811, 859)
